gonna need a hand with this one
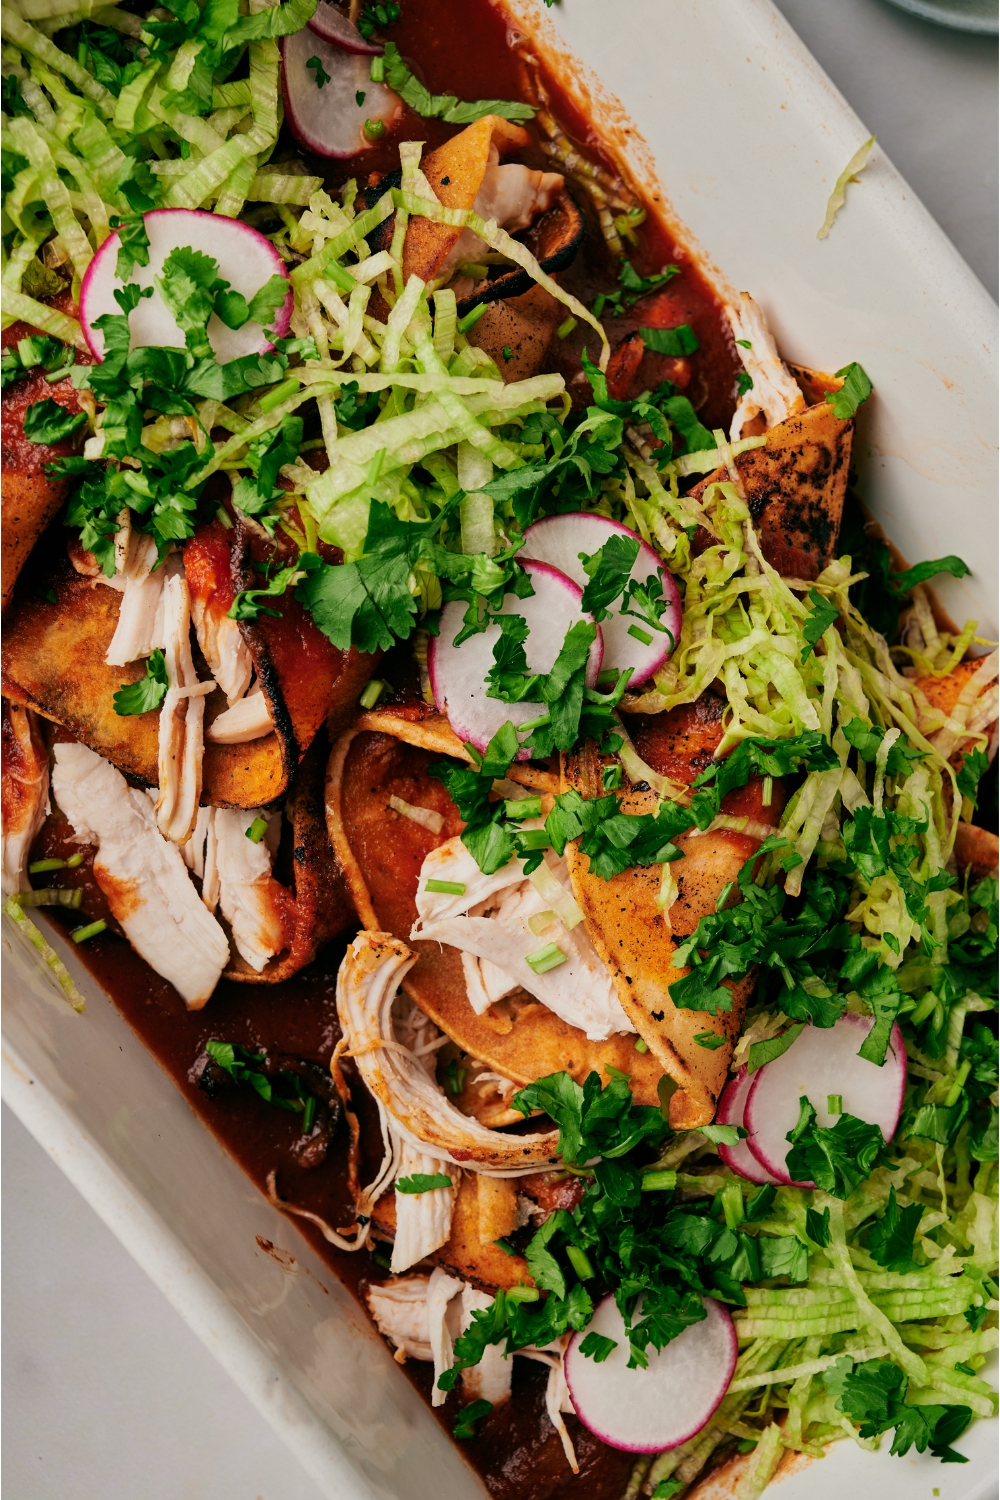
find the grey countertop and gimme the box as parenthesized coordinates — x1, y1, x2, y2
(3, 5, 996, 1498)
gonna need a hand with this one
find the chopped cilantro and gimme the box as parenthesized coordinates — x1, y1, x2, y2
(453, 1399, 492, 1439)
(396, 1172, 453, 1193)
(640, 323, 699, 357)
(23, 398, 87, 446)
(784, 1096, 886, 1199)
(112, 649, 169, 716)
(306, 54, 331, 87)
(578, 1331, 618, 1362)
(826, 362, 872, 419)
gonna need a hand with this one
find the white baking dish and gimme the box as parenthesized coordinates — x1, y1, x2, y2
(3, 2, 996, 1496)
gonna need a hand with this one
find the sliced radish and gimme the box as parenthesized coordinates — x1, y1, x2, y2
(280, 28, 402, 159)
(80, 208, 291, 363)
(307, 0, 382, 52)
(745, 1013, 907, 1188)
(716, 1067, 780, 1185)
(428, 558, 603, 758)
(565, 1294, 736, 1452)
(522, 513, 680, 687)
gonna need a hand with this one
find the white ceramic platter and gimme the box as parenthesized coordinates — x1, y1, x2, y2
(3, 2, 997, 1497)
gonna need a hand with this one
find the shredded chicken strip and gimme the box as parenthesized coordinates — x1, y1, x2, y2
(414, 837, 633, 1040)
(189, 582, 253, 707)
(212, 807, 286, 971)
(727, 292, 805, 440)
(337, 931, 560, 1175)
(390, 1138, 458, 1274)
(51, 743, 230, 1006)
(105, 533, 167, 668)
(156, 562, 211, 844)
(205, 685, 274, 744)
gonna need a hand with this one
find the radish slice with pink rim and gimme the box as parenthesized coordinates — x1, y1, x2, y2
(744, 1012, 907, 1188)
(307, 0, 383, 52)
(428, 558, 603, 757)
(280, 28, 402, 159)
(79, 208, 291, 363)
(565, 1293, 736, 1452)
(716, 1067, 780, 1185)
(521, 513, 680, 687)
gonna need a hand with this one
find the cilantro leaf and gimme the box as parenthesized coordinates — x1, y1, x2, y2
(758, 1234, 808, 1282)
(110, 209, 151, 283)
(957, 747, 990, 807)
(579, 533, 641, 619)
(230, 562, 303, 621)
(640, 324, 699, 357)
(748, 1025, 805, 1072)
(784, 1096, 887, 1198)
(156, 245, 228, 360)
(395, 1172, 453, 1193)
(800, 586, 839, 660)
(112, 648, 168, 715)
(891, 554, 970, 592)
(578, 1331, 618, 1362)
(867, 1185, 923, 1271)
(826, 362, 872, 419)
(23, 398, 87, 445)
(453, 1399, 492, 1439)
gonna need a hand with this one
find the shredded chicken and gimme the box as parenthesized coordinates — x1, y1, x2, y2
(390, 1138, 458, 1274)
(212, 807, 286, 971)
(365, 1272, 573, 1462)
(156, 563, 212, 844)
(442, 145, 563, 274)
(51, 742, 230, 1006)
(189, 579, 253, 707)
(1, 703, 49, 896)
(413, 837, 634, 1041)
(105, 533, 166, 668)
(336, 931, 560, 1175)
(205, 684, 274, 744)
(727, 292, 805, 440)
(365, 1275, 434, 1362)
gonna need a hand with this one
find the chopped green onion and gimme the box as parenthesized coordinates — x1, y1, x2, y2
(762, 775, 773, 807)
(525, 942, 566, 974)
(945, 1059, 971, 1107)
(721, 1177, 744, 1231)
(370, 56, 385, 81)
(459, 262, 489, 281)
(4, 898, 85, 1013)
(597, 668, 620, 687)
(246, 817, 268, 843)
(827, 1093, 843, 1115)
(359, 678, 385, 709)
(258, 377, 300, 413)
(505, 795, 541, 819)
(627, 623, 653, 645)
(517, 711, 551, 732)
(566, 1244, 594, 1280)
(72, 919, 107, 944)
(364, 117, 387, 141)
(527, 909, 557, 935)
(505, 1285, 539, 1304)
(302, 1094, 317, 1134)
(634, 1037, 649, 1053)
(371, 1247, 392, 1270)
(29, 855, 83, 873)
(216, 506, 234, 530)
(425, 879, 466, 895)
(13, 888, 83, 909)
(556, 315, 577, 339)
(457, 302, 488, 334)
(501, 345, 512, 360)
(640, 1169, 677, 1193)
(517, 829, 551, 851)
(592, 293, 606, 319)
(43, 363, 75, 383)
(494, 1237, 518, 1256)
